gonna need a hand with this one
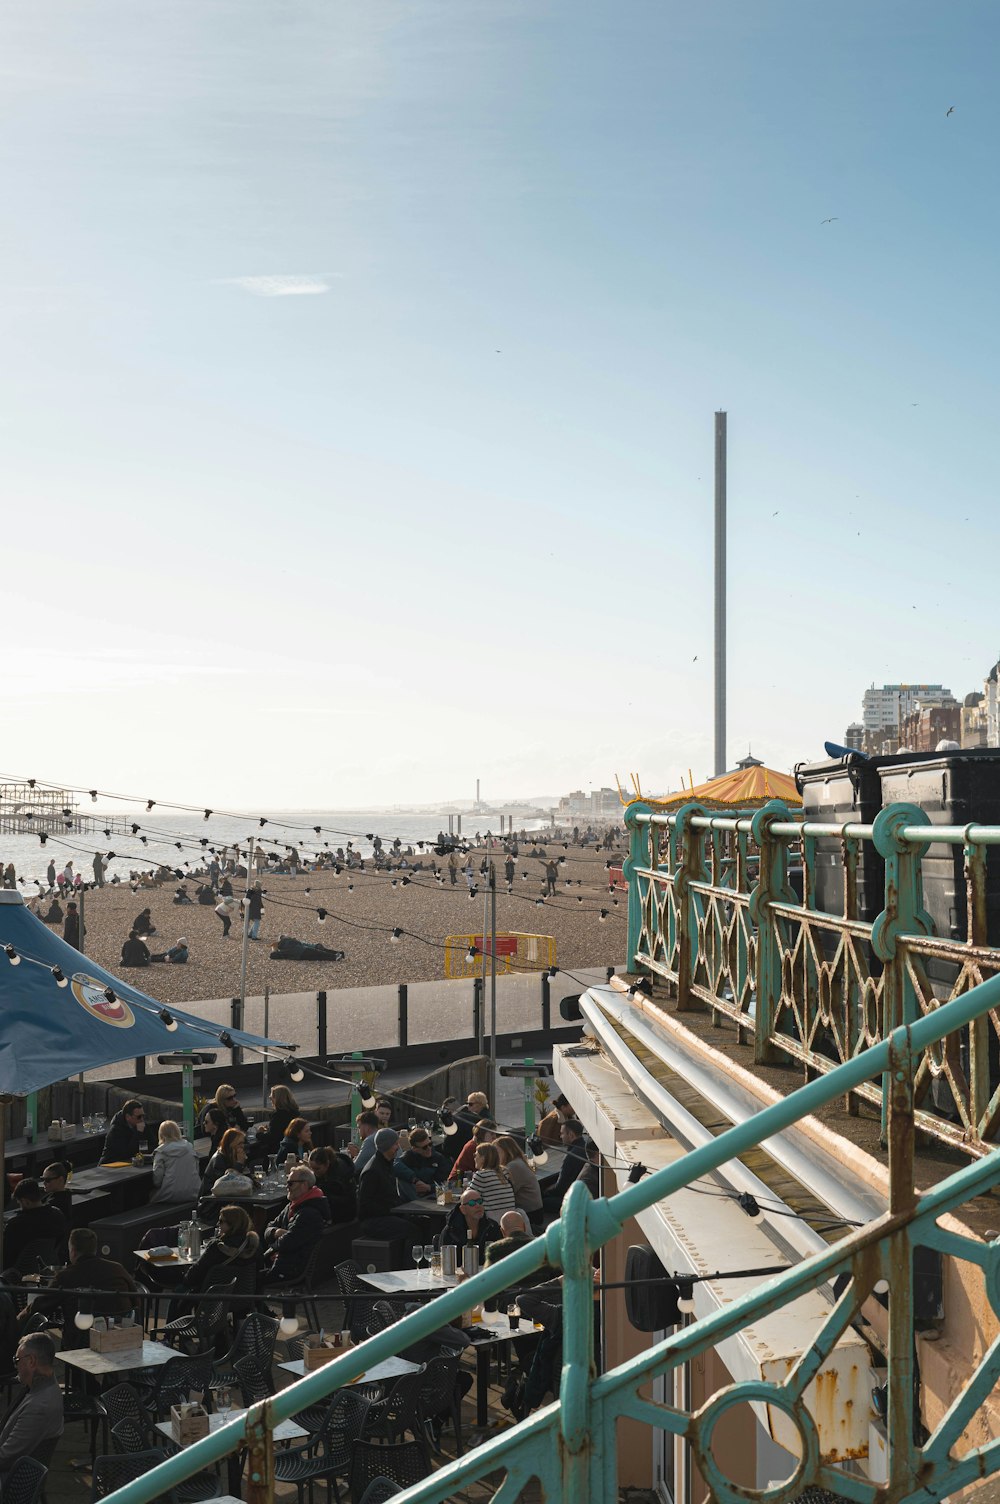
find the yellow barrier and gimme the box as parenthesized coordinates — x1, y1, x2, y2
(444, 932, 556, 979)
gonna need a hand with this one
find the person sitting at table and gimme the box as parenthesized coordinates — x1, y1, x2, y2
(467, 1143, 516, 1220)
(262, 1167, 331, 1285)
(150, 1120, 201, 1204)
(400, 1125, 451, 1189)
(351, 1110, 380, 1174)
(22, 1228, 138, 1348)
(200, 1128, 248, 1197)
(256, 1084, 300, 1157)
(495, 1135, 544, 1227)
(541, 1118, 589, 1215)
(447, 1120, 498, 1183)
(537, 1093, 574, 1144)
(451, 1091, 491, 1151)
(0, 1334, 64, 1475)
(356, 1129, 413, 1244)
(40, 1162, 73, 1221)
(1, 1181, 67, 1276)
(100, 1100, 145, 1163)
(482, 1210, 544, 1314)
(440, 1188, 501, 1259)
(120, 929, 151, 967)
(276, 1117, 313, 1165)
(178, 1204, 261, 1295)
(307, 1148, 357, 1225)
(200, 1085, 248, 1136)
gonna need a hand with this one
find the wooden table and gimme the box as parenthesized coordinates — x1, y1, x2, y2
(5, 1128, 106, 1172)
(396, 1196, 452, 1219)
(70, 1164, 153, 1194)
(58, 1338, 177, 1378)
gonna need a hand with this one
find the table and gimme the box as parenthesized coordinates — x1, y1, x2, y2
(358, 1269, 541, 1427)
(397, 1196, 452, 1219)
(58, 1338, 177, 1378)
(156, 1411, 308, 1444)
(278, 1354, 420, 1385)
(70, 1165, 153, 1194)
(5, 1128, 107, 1171)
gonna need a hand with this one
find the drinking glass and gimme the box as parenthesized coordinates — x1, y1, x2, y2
(412, 1244, 426, 1275)
(212, 1383, 232, 1420)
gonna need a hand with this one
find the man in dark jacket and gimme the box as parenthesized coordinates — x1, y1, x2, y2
(0, 1333, 64, 1472)
(120, 931, 150, 967)
(62, 902, 83, 950)
(131, 907, 156, 936)
(441, 1190, 501, 1257)
(541, 1119, 588, 1214)
(262, 1168, 331, 1283)
(24, 1228, 138, 1348)
(1, 1182, 66, 1274)
(100, 1101, 145, 1163)
(356, 1129, 413, 1243)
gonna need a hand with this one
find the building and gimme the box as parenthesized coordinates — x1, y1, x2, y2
(555, 787, 622, 822)
(861, 683, 954, 734)
(898, 703, 961, 753)
(986, 662, 1000, 748)
(961, 691, 988, 749)
(844, 722, 864, 751)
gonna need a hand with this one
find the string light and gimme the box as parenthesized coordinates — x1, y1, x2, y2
(627, 1163, 648, 1184)
(286, 1057, 304, 1083)
(737, 1192, 761, 1219)
(74, 1309, 95, 1331)
(390, 927, 403, 944)
(51, 966, 67, 987)
(4, 945, 19, 966)
(278, 1315, 299, 1337)
(465, 945, 477, 965)
(439, 1108, 457, 1136)
(527, 1134, 548, 1166)
(159, 1009, 178, 1033)
(316, 909, 327, 924)
(676, 1278, 696, 1315)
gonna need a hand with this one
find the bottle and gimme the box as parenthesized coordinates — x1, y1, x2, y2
(188, 1223, 202, 1261)
(462, 1228, 479, 1278)
(178, 1223, 190, 1260)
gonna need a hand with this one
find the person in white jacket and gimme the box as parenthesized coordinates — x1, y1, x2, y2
(150, 1121, 202, 1204)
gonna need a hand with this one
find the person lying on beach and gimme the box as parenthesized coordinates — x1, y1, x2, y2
(269, 934, 345, 962)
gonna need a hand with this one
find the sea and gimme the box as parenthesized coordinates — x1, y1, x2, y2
(1, 807, 550, 891)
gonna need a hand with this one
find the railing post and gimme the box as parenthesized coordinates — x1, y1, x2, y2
(749, 800, 794, 1064)
(623, 802, 652, 970)
(671, 803, 709, 1011)
(871, 803, 933, 1144)
(550, 1182, 597, 1503)
(965, 840, 991, 1136)
(316, 991, 327, 1060)
(397, 983, 408, 1049)
(245, 1399, 275, 1504)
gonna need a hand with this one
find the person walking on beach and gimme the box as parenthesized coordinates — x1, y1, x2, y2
(464, 859, 475, 891)
(46, 859, 56, 891)
(215, 894, 238, 938)
(254, 846, 267, 876)
(448, 853, 458, 886)
(544, 859, 558, 897)
(92, 851, 105, 887)
(504, 855, 515, 891)
(244, 884, 264, 940)
(63, 902, 83, 951)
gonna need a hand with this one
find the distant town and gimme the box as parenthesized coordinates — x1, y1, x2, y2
(845, 658, 1000, 755)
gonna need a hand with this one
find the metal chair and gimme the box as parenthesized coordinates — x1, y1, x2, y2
(90, 1449, 174, 1504)
(272, 1229, 341, 1333)
(356, 1480, 402, 1504)
(162, 1274, 237, 1354)
(366, 1299, 405, 1338)
(271, 1388, 371, 1504)
(212, 1311, 279, 1390)
(149, 1354, 216, 1420)
(62, 1389, 110, 1469)
(332, 1258, 379, 1342)
(232, 1354, 273, 1409)
(416, 1352, 465, 1454)
(111, 1420, 221, 1504)
(348, 1439, 432, 1499)
(364, 1368, 428, 1447)
(2, 1457, 47, 1504)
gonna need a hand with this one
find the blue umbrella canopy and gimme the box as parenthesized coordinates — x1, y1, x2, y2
(0, 893, 294, 1096)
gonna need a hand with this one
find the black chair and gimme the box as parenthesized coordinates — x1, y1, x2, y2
(273, 1229, 341, 1333)
(348, 1439, 431, 1499)
(271, 1389, 371, 1504)
(62, 1390, 109, 1469)
(102, 1384, 155, 1447)
(91, 1449, 174, 1504)
(111, 1419, 221, 1504)
(2, 1457, 47, 1504)
(212, 1311, 279, 1391)
(333, 1258, 385, 1342)
(366, 1300, 405, 1338)
(162, 1274, 237, 1354)
(232, 1354, 273, 1409)
(356, 1480, 401, 1504)
(417, 1352, 465, 1455)
(149, 1354, 216, 1420)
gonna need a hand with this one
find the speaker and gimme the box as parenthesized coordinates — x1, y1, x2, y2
(624, 1244, 680, 1331)
(352, 1236, 404, 1274)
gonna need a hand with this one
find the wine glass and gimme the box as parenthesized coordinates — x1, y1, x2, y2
(212, 1382, 232, 1420)
(411, 1244, 426, 1277)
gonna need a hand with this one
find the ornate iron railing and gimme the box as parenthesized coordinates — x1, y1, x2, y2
(103, 969, 1000, 1504)
(625, 798, 1000, 1153)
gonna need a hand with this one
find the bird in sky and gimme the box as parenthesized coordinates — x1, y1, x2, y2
(821, 217, 838, 224)
(692, 655, 698, 662)
(772, 509, 779, 516)
(946, 106, 955, 117)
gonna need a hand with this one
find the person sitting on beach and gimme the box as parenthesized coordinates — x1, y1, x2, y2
(120, 930, 150, 967)
(173, 885, 193, 905)
(196, 884, 216, 905)
(40, 899, 63, 926)
(131, 907, 156, 936)
(151, 936, 189, 964)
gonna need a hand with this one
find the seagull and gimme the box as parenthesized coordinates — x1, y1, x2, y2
(821, 217, 839, 224)
(772, 509, 779, 516)
(946, 106, 955, 117)
(692, 655, 698, 662)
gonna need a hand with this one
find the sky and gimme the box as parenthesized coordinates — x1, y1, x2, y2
(1, 1, 997, 808)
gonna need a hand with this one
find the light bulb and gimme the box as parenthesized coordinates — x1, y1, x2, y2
(677, 1289, 696, 1316)
(52, 967, 68, 988)
(317, 909, 327, 924)
(873, 1278, 889, 1296)
(74, 1310, 95, 1331)
(535, 898, 544, 907)
(440, 1110, 458, 1136)
(5, 945, 19, 966)
(390, 927, 402, 943)
(160, 1009, 178, 1032)
(737, 1192, 761, 1219)
(465, 947, 476, 965)
(219, 1031, 233, 1048)
(531, 1147, 548, 1167)
(287, 1059, 304, 1083)
(278, 1315, 299, 1337)
(599, 909, 608, 922)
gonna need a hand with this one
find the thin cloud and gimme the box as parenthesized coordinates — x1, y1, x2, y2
(221, 274, 337, 297)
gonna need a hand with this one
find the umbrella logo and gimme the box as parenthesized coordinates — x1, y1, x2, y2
(70, 974, 136, 1029)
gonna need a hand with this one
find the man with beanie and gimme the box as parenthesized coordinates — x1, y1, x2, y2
(357, 1129, 412, 1244)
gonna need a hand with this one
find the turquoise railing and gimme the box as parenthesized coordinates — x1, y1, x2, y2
(624, 797, 1000, 1152)
(105, 969, 1000, 1504)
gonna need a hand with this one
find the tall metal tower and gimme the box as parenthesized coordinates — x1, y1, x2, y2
(714, 411, 727, 778)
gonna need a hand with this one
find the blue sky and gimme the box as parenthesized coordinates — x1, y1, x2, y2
(1, 1, 996, 806)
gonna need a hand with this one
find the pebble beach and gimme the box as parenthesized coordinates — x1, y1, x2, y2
(48, 841, 628, 1008)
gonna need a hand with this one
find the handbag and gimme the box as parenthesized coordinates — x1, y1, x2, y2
(211, 1169, 254, 1197)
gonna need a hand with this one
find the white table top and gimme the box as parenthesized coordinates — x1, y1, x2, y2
(358, 1269, 459, 1294)
(135, 1249, 196, 1266)
(59, 1339, 177, 1375)
(156, 1410, 307, 1444)
(278, 1354, 420, 1384)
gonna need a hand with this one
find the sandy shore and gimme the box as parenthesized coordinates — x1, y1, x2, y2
(48, 841, 628, 1007)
